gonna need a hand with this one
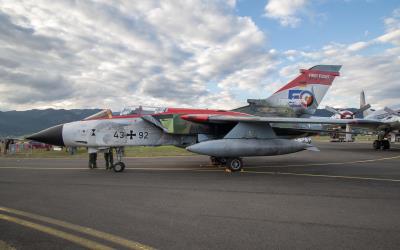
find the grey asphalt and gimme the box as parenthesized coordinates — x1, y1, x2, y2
(1, 142, 400, 249)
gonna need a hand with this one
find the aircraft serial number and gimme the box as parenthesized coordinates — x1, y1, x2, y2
(113, 130, 148, 139)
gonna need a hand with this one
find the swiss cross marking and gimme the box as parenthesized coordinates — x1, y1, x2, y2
(127, 130, 136, 139)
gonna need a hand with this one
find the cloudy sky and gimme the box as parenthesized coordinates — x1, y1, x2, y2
(0, 0, 399, 111)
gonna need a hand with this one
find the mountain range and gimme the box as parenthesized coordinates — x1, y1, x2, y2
(0, 109, 101, 137)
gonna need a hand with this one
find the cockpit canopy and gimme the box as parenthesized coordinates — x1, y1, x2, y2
(120, 106, 167, 116)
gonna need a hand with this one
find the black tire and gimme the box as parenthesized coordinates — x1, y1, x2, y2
(210, 156, 219, 166)
(113, 162, 125, 173)
(382, 140, 390, 150)
(217, 157, 227, 165)
(226, 158, 243, 172)
(373, 140, 381, 150)
(210, 157, 227, 166)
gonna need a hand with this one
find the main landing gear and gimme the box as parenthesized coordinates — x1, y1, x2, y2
(210, 156, 226, 166)
(210, 156, 243, 172)
(111, 147, 126, 173)
(373, 139, 390, 150)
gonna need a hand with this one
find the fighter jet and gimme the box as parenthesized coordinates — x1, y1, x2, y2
(27, 65, 348, 172)
(325, 90, 372, 142)
(351, 91, 400, 150)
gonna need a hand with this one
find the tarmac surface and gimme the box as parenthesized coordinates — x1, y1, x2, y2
(1, 141, 400, 249)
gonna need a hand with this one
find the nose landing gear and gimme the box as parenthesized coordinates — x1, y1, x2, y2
(111, 147, 126, 172)
(210, 156, 227, 166)
(112, 162, 126, 172)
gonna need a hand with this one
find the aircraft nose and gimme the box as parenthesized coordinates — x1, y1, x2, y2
(26, 124, 65, 146)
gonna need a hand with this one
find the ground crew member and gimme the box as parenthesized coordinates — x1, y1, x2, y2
(5, 139, 11, 155)
(104, 148, 114, 170)
(89, 153, 97, 169)
(88, 148, 97, 169)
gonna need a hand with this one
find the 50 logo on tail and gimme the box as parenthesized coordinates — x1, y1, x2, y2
(288, 89, 315, 108)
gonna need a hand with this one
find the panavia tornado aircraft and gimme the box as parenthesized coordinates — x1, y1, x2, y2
(27, 65, 355, 172)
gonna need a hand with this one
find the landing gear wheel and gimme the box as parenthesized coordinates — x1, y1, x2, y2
(373, 140, 381, 150)
(113, 162, 125, 173)
(382, 140, 390, 150)
(218, 157, 227, 165)
(210, 156, 219, 166)
(210, 157, 227, 166)
(226, 158, 243, 172)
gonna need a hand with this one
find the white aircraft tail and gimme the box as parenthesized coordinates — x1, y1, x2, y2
(263, 65, 341, 116)
(360, 90, 371, 118)
(236, 65, 341, 117)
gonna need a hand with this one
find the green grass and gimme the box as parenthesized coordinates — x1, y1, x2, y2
(1, 146, 194, 158)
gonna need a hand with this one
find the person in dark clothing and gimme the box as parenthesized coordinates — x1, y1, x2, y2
(104, 149, 114, 170)
(88, 152, 97, 169)
(5, 139, 12, 155)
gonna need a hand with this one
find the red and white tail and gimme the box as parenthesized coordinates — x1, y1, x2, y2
(265, 65, 341, 116)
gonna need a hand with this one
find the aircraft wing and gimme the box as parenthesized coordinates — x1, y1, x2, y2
(180, 114, 386, 129)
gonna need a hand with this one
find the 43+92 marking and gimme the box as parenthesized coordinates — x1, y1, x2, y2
(114, 130, 148, 139)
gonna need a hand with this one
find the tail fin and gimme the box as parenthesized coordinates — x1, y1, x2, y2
(360, 90, 370, 118)
(360, 90, 366, 108)
(262, 65, 341, 116)
(235, 65, 341, 117)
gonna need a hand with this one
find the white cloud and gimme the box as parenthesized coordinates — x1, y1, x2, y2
(275, 7, 400, 110)
(375, 29, 400, 46)
(0, 1, 399, 114)
(376, 7, 400, 46)
(217, 52, 278, 92)
(384, 8, 400, 32)
(347, 41, 371, 52)
(280, 40, 400, 109)
(0, 0, 274, 111)
(264, 0, 309, 27)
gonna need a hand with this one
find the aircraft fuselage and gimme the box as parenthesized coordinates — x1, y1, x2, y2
(63, 117, 197, 148)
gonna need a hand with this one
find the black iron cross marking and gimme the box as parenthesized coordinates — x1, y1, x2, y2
(127, 130, 136, 139)
(91, 129, 96, 136)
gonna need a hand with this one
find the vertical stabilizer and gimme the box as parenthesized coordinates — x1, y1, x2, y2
(360, 90, 370, 117)
(360, 90, 366, 108)
(264, 65, 341, 116)
(235, 65, 341, 117)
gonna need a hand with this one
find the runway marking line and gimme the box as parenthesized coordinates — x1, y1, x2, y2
(0, 213, 113, 250)
(0, 155, 194, 160)
(0, 167, 87, 170)
(245, 155, 400, 169)
(242, 170, 400, 183)
(0, 206, 154, 250)
(0, 166, 218, 171)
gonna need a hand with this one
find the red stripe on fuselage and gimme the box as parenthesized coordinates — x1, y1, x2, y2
(89, 107, 248, 120)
